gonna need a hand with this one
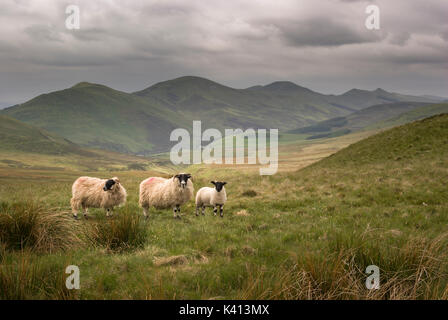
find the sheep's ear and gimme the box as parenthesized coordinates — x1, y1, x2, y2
(211, 181, 216, 185)
(186, 173, 192, 178)
(174, 174, 180, 179)
(223, 182, 227, 185)
(113, 177, 120, 184)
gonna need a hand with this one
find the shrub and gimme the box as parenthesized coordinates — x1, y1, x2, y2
(238, 233, 448, 299)
(87, 211, 147, 252)
(241, 190, 257, 197)
(0, 251, 77, 299)
(0, 202, 81, 253)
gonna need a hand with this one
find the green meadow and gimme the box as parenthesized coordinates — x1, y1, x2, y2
(1, 114, 448, 299)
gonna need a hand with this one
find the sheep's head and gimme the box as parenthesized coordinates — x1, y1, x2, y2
(174, 173, 191, 189)
(103, 177, 120, 191)
(211, 181, 227, 192)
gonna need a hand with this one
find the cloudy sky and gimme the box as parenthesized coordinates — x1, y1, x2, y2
(0, 0, 447, 107)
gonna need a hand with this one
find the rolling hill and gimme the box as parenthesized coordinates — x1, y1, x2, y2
(367, 102, 448, 130)
(134, 76, 351, 130)
(289, 101, 434, 139)
(0, 114, 170, 172)
(1, 76, 439, 154)
(2, 82, 189, 155)
(0, 114, 93, 156)
(316, 113, 448, 167)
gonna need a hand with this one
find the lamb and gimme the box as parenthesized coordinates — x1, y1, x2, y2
(139, 173, 194, 219)
(70, 176, 127, 219)
(195, 181, 227, 217)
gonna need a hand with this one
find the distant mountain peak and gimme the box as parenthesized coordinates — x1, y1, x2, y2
(342, 88, 369, 95)
(71, 82, 110, 90)
(263, 81, 313, 93)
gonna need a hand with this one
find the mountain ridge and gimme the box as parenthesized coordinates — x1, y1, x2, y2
(1, 76, 440, 155)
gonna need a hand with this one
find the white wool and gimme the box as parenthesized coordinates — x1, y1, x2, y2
(70, 176, 126, 214)
(195, 186, 227, 207)
(139, 175, 194, 210)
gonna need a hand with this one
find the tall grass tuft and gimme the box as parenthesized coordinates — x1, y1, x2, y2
(87, 211, 147, 252)
(238, 233, 448, 300)
(0, 251, 77, 299)
(0, 202, 82, 253)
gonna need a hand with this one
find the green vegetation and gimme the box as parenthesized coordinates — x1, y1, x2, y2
(0, 115, 92, 156)
(1, 114, 447, 299)
(1, 83, 189, 154)
(290, 102, 433, 139)
(369, 103, 448, 130)
(1, 76, 438, 155)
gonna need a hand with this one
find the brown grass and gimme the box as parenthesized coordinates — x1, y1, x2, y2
(238, 233, 448, 300)
(0, 202, 82, 253)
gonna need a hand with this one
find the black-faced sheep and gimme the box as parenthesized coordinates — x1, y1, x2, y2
(195, 181, 227, 217)
(139, 173, 194, 219)
(70, 176, 127, 219)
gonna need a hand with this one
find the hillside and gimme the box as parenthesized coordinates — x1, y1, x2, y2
(289, 101, 433, 139)
(2, 83, 189, 155)
(0, 114, 93, 156)
(317, 113, 448, 167)
(2, 76, 439, 155)
(135, 76, 438, 130)
(368, 103, 448, 130)
(330, 88, 434, 110)
(134, 76, 351, 130)
(2, 114, 448, 299)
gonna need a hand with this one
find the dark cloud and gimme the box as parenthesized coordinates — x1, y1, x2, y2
(273, 18, 384, 47)
(0, 0, 447, 104)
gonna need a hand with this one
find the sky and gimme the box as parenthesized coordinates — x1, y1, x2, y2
(0, 0, 447, 107)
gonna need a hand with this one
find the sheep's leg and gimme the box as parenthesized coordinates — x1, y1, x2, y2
(83, 206, 88, 219)
(202, 205, 205, 216)
(106, 208, 113, 218)
(219, 205, 224, 218)
(71, 199, 80, 219)
(195, 205, 200, 216)
(173, 204, 181, 219)
(213, 205, 218, 216)
(72, 205, 79, 220)
(143, 206, 149, 219)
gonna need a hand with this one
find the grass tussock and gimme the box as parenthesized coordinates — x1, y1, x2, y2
(0, 201, 81, 253)
(239, 233, 448, 300)
(241, 190, 257, 197)
(87, 211, 147, 252)
(0, 251, 77, 299)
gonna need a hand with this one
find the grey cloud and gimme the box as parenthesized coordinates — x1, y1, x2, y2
(274, 18, 384, 47)
(0, 0, 447, 104)
(25, 24, 64, 42)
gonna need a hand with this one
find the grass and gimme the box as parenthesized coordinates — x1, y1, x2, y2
(0, 202, 81, 253)
(0, 115, 447, 299)
(87, 210, 148, 252)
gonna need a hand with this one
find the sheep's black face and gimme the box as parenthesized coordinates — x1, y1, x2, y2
(103, 179, 116, 191)
(175, 173, 191, 189)
(211, 181, 227, 192)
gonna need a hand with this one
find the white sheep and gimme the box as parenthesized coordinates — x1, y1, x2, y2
(70, 176, 126, 219)
(195, 181, 227, 217)
(139, 173, 194, 219)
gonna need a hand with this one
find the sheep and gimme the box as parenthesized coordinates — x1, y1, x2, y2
(70, 176, 127, 219)
(139, 173, 193, 219)
(195, 181, 227, 217)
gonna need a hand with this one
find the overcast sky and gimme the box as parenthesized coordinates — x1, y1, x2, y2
(0, 0, 447, 107)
